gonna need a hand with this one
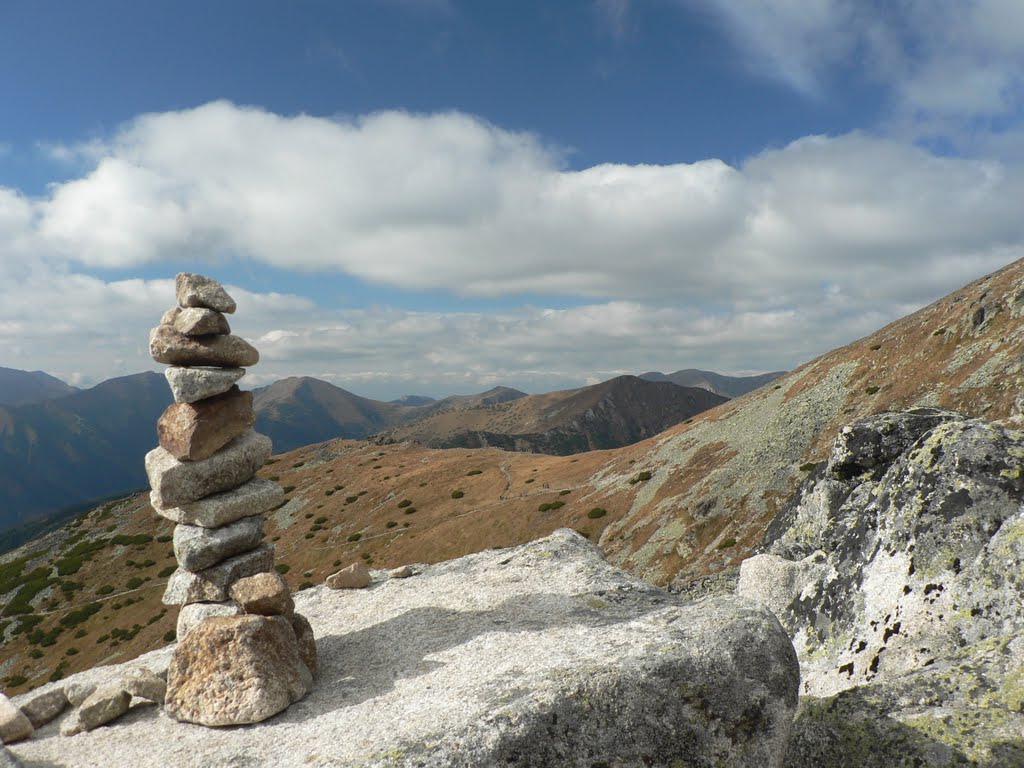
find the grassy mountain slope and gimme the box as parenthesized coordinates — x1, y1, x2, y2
(638, 369, 785, 398)
(376, 375, 727, 454)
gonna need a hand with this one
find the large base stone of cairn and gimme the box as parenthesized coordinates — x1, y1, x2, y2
(165, 615, 312, 726)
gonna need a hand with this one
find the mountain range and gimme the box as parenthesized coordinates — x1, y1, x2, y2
(374, 375, 727, 453)
(0, 368, 769, 539)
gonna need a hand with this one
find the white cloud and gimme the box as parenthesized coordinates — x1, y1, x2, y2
(2, 102, 1024, 396)
(27, 104, 1023, 312)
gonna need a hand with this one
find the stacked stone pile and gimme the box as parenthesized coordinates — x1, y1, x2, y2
(145, 273, 315, 726)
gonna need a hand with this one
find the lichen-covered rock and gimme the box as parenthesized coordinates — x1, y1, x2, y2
(0, 695, 31, 744)
(173, 515, 263, 572)
(230, 571, 293, 616)
(165, 615, 312, 726)
(17, 687, 67, 728)
(164, 366, 245, 404)
(10, 529, 799, 767)
(153, 476, 283, 528)
(157, 386, 254, 461)
(176, 272, 237, 314)
(146, 429, 271, 508)
(149, 324, 257, 367)
(744, 409, 1024, 765)
(163, 544, 275, 605)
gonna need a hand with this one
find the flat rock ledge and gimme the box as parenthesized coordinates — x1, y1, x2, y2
(9, 530, 799, 768)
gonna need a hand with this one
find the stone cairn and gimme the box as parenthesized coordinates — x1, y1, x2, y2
(144, 273, 316, 726)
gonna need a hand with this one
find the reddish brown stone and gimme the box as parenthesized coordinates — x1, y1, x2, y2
(157, 387, 254, 461)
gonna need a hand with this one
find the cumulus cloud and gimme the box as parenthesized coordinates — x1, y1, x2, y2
(26, 102, 1024, 311)
(2, 102, 1023, 396)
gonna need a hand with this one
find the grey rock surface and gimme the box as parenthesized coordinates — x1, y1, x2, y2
(173, 515, 263, 572)
(63, 682, 97, 708)
(121, 667, 167, 704)
(10, 530, 798, 767)
(325, 561, 371, 589)
(176, 272, 237, 314)
(153, 476, 283, 528)
(176, 601, 243, 639)
(146, 429, 272, 508)
(17, 688, 67, 728)
(173, 307, 230, 336)
(0, 745, 22, 768)
(62, 684, 130, 735)
(0, 696, 31, 744)
(743, 409, 1024, 766)
(165, 366, 245, 404)
(163, 543, 275, 605)
(149, 325, 257, 367)
(165, 615, 312, 726)
(289, 612, 317, 676)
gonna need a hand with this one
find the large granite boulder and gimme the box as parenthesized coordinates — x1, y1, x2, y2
(742, 409, 1024, 766)
(10, 530, 798, 767)
(165, 615, 312, 726)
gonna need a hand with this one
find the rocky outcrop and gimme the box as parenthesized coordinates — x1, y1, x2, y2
(9, 529, 799, 767)
(739, 408, 1024, 766)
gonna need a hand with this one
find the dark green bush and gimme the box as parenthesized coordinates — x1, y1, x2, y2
(397, 499, 413, 508)
(865, 386, 880, 395)
(126, 577, 144, 590)
(274, 564, 291, 574)
(163, 629, 176, 642)
(466, 469, 483, 476)
(158, 566, 176, 578)
(404, 507, 417, 514)
(347, 533, 362, 542)
(587, 507, 607, 519)
(559, 489, 571, 496)
(96, 585, 114, 595)
(628, 471, 652, 485)
(451, 490, 464, 499)
(717, 537, 738, 549)
(386, 521, 398, 528)
(345, 495, 358, 503)
(60, 602, 102, 628)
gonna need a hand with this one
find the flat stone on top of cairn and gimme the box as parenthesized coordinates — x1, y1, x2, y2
(145, 272, 315, 726)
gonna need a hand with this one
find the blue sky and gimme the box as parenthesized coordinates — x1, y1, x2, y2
(2, 1, 1023, 399)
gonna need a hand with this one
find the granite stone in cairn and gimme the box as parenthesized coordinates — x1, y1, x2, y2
(146, 272, 313, 726)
